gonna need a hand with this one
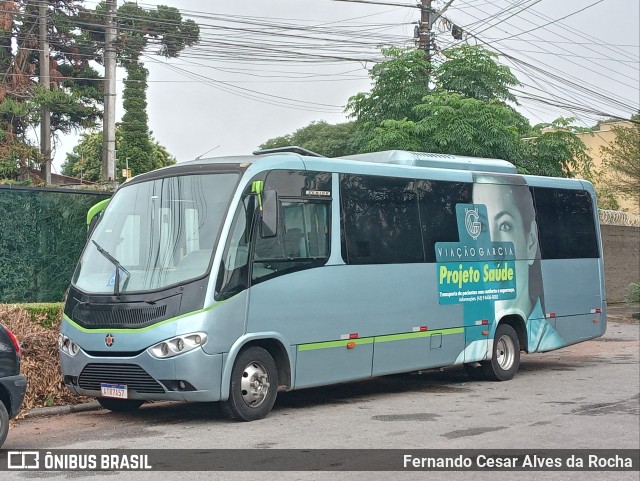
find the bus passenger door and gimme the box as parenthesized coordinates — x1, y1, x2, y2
(248, 194, 374, 389)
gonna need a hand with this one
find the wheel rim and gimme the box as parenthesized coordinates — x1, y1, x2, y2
(496, 334, 516, 371)
(240, 361, 270, 408)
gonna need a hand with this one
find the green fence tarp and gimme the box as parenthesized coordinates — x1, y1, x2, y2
(0, 186, 111, 303)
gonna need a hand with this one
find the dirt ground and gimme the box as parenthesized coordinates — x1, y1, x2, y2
(606, 302, 640, 323)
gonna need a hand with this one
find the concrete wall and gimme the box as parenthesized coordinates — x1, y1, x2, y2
(601, 224, 640, 303)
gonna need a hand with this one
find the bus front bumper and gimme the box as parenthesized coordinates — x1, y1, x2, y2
(60, 347, 223, 402)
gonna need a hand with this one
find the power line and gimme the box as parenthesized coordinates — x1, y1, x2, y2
(472, 0, 542, 36)
(443, 1, 638, 116)
(139, 52, 345, 113)
(495, 0, 605, 41)
(330, 0, 418, 8)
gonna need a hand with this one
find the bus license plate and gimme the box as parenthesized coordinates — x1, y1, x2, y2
(100, 383, 128, 399)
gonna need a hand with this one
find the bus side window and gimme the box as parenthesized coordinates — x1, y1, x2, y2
(340, 174, 423, 264)
(252, 201, 330, 283)
(532, 187, 599, 259)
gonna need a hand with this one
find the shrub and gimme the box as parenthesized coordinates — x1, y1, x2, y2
(20, 303, 62, 328)
(626, 282, 640, 304)
(0, 304, 87, 414)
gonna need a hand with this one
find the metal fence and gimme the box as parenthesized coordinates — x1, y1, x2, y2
(0, 185, 111, 303)
(599, 209, 640, 227)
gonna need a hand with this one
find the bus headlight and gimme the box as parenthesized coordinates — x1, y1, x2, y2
(58, 334, 81, 357)
(147, 333, 207, 359)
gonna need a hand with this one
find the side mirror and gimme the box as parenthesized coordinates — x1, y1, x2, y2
(260, 189, 278, 238)
(87, 212, 102, 238)
(87, 198, 109, 238)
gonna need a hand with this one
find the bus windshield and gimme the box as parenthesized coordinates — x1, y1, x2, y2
(73, 173, 239, 294)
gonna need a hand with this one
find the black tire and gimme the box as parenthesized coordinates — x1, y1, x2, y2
(222, 346, 278, 422)
(0, 401, 9, 448)
(97, 398, 144, 412)
(481, 323, 520, 381)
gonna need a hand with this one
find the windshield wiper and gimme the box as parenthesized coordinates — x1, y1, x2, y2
(92, 240, 130, 296)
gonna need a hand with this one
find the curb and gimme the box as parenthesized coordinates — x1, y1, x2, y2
(23, 401, 102, 418)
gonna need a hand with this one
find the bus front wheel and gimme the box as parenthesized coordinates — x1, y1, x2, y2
(222, 346, 278, 421)
(482, 324, 520, 381)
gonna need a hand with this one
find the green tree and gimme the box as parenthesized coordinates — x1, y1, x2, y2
(523, 118, 593, 178)
(349, 45, 591, 177)
(346, 46, 431, 124)
(259, 121, 359, 158)
(114, 3, 198, 177)
(0, 1, 102, 179)
(76, 2, 199, 178)
(600, 116, 640, 202)
(363, 92, 528, 162)
(61, 126, 175, 182)
(435, 44, 519, 103)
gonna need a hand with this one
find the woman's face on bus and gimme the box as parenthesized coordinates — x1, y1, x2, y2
(473, 183, 536, 258)
(473, 182, 538, 315)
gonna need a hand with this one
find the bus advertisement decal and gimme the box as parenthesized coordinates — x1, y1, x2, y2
(435, 204, 516, 306)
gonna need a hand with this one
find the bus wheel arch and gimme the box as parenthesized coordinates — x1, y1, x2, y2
(240, 338, 292, 392)
(220, 335, 293, 416)
(482, 323, 521, 381)
(221, 345, 278, 421)
(498, 315, 528, 354)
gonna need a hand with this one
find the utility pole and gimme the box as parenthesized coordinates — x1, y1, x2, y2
(39, 0, 51, 185)
(418, 0, 433, 61)
(417, 0, 455, 62)
(102, 0, 117, 183)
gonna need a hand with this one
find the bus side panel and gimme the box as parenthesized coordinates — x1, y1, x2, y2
(246, 263, 465, 387)
(200, 292, 248, 356)
(541, 258, 605, 345)
(248, 264, 464, 341)
(372, 330, 466, 376)
(295, 342, 374, 389)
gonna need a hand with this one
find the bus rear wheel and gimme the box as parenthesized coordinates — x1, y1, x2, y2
(97, 398, 144, 412)
(481, 324, 520, 381)
(222, 346, 278, 422)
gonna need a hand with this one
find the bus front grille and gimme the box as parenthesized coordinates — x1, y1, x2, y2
(73, 305, 168, 328)
(78, 363, 165, 393)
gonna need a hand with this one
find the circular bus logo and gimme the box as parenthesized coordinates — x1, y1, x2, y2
(465, 208, 481, 240)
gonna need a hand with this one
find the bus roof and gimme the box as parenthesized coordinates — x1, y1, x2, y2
(179, 149, 515, 174)
(128, 149, 588, 193)
(340, 150, 517, 174)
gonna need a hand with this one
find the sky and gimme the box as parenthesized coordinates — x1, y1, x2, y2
(51, 0, 640, 173)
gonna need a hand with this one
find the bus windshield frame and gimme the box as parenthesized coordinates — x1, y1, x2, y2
(72, 171, 240, 295)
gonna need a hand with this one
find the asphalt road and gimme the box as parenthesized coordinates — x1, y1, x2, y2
(3, 314, 639, 481)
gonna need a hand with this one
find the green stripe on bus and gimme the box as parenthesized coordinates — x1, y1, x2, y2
(297, 327, 464, 351)
(63, 299, 227, 334)
(374, 327, 464, 343)
(298, 338, 374, 351)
